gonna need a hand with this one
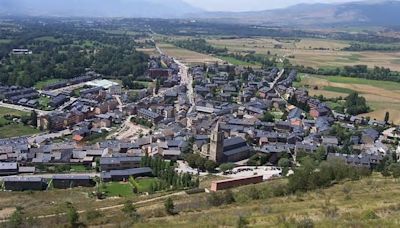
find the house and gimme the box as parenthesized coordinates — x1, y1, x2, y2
(322, 136, 339, 147)
(3, 177, 47, 191)
(100, 157, 142, 171)
(211, 175, 263, 191)
(101, 167, 153, 182)
(361, 128, 379, 145)
(0, 162, 18, 176)
(52, 175, 95, 189)
(137, 108, 163, 123)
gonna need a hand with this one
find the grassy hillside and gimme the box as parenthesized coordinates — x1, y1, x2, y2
(136, 174, 400, 227)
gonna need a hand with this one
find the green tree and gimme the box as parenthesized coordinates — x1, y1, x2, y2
(237, 216, 249, 228)
(65, 202, 79, 227)
(261, 111, 275, 122)
(122, 200, 139, 220)
(219, 163, 235, 173)
(164, 197, 175, 215)
(9, 206, 24, 228)
(204, 160, 217, 173)
(385, 111, 390, 123)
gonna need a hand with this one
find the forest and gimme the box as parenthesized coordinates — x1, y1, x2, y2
(0, 19, 149, 87)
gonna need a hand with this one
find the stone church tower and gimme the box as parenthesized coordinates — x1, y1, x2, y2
(209, 122, 224, 163)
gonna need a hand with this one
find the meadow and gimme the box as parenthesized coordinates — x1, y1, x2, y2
(0, 107, 39, 139)
(157, 43, 223, 65)
(297, 74, 400, 123)
(207, 37, 400, 71)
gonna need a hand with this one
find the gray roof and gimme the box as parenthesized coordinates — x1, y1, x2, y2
(101, 167, 152, 178)
(100, 157, 141, 165)
(53, 175, 91, 180)
(0, 162, 17, 170)
(3, 177, 43, 182)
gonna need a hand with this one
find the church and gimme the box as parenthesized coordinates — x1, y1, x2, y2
(200, 122, 253, 163)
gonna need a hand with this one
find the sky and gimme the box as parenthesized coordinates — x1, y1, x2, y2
(183, 0, 361, 12)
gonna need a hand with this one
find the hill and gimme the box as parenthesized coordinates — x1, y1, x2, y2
(196, 0, 400, 27)
(0, 0, 201, 18)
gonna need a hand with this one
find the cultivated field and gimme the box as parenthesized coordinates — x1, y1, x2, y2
(157, 43, 223, 65)
(297, 74, 400, 123)
(207, 37, 400, 71)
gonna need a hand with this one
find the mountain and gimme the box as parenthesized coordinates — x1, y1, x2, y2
(194, 0, 400, 27)
(0, 0, 202, 18)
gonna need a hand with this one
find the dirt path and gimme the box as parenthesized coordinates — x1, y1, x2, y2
(0, 191, 186, 223)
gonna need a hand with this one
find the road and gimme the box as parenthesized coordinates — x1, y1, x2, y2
(0, 101, 50, 115)
(28, 129, 72, 144)
(270, 68, 285, 89)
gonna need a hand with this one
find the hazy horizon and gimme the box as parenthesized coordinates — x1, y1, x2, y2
(183, 0, 368, 12)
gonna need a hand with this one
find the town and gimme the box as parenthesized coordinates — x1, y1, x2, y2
(0, 50, 398, 194)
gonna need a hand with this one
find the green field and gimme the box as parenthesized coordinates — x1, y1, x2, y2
(103, 178, 159, 197)
(34, 78, 64, 90)
(34, 36, 62, 42)
(0, 123, 40, 139)
(0, 107, 39, 139)
(217, 55, 262, 67)
(0, 39, 11, 44)
(315, 75, 400, 91)
(323, 86, 355, 94)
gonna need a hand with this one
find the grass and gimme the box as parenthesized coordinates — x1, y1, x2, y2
(318, 75, 400, 91)
(34, 36, 62, 43)
(34, 78, 64, 90)
(0, 39, 11, 44)
(298, 74, 400, 123)
(323, 86, 355, 94)
(217, 55, 261, 68)
(103, 178, 159, 197)
(104, 182, 134, 197)
(134, 174, 400, 227)
(70, 165, 91, 172)
(0, 107, 38, 139)
(0, 123, 40, 139)
(207, 36, 400, 71)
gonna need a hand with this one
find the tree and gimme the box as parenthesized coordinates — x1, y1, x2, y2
(237, 216, 249, 228)
(278, 158, 290, 168)
(385, 111, 390, 123)
(204, 160, 217, 173)
(345, 92, 369, 115)
(9, 206, 23, 228)
(219, 163, 235, 173)
(30, 110, 38, 127)
(122, 200, 139, 220)
(164, 197, 175, 215)
(261, 111, 274, 122)
(65, 202, 79, 226)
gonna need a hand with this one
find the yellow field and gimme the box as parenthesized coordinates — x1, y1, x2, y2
(208, 37, 400, 71)
(299, 75, 400, 123)
(157, 43, 223, 65)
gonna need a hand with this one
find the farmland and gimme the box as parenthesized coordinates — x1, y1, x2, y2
(296, 74, 400, 123)
(207, 37, 400, 71)
(157, 43, 223, 65)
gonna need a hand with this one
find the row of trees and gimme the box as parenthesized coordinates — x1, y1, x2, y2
(141, 155, 199, 190)
(294, 64, 400, 83)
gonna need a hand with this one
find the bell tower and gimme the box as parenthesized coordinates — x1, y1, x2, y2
(209, 122, 224, 163)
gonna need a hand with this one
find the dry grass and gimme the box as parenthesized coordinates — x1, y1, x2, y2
(130, 174, 400, 227)
(299, 74, 400, 123)
(157, 43, 223, 65)
(208, 37, 400, 71)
